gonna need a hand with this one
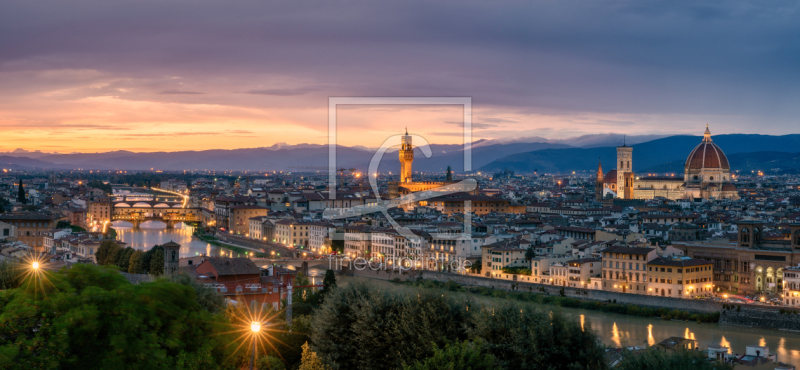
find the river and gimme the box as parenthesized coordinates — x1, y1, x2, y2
(575, 307, 800, 364)
(112, 221, 243, 258)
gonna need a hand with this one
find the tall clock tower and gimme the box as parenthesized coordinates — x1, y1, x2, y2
(399, 128, 414, 183)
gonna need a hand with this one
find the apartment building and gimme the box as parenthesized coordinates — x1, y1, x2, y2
(213, 195, 255, 230)
(308, 222, 335, 254)
(482, 242, 527, 278)
(275, 219, 311, 248)
(566, 258, 602, 289)
(228, 205, 269, 236)
(549, 262, 568, 286)
(87, 199, 112, 225)
(249, 216, 269, 240)
(783, 266, 800, 307)
(646, 256, 713, 298)
(343, 225, 370, 258)
(0, 212, 61, 253)
(601, 245, 658, 294)
(0, 221, 15, 241)
(370, 229, 395, 261)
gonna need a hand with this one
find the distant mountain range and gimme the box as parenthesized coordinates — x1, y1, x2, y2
(2, 133, 800, 174)
(479, 134, 800, 174)
(640, 151, 800, 174)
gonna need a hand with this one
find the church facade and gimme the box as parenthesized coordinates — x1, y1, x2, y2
(596, 126, 739, 201)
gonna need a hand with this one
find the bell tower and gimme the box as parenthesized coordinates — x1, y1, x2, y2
(595, 159, 604, 201)
(162, 240, 181, 275)
(737, 221, 764, 249)
(616, 137, 633, 199)
(399, 128, 414, 183)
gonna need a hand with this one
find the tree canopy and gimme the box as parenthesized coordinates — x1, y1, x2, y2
(405, 341, 496, 370)
(615, 349, 732, 370)
(0, 264, 246, 369)
(310, 282, 608, 370)
(95, 240, 123, 266)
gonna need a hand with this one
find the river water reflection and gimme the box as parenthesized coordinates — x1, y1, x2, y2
(112, 221, 239, 258)
(568, 307, 800, 365)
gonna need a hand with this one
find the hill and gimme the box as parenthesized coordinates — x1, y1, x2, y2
(479, 134, 800, 174)
(640, 151, 800, 174)
(0, 142, 571, 172)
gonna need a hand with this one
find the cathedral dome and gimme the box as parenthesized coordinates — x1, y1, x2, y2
(603, 170, 617, 184)
(685, 126, 729, 170)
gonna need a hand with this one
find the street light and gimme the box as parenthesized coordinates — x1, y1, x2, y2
(32, 262, 39, 270)
(249, 321, 262, 370)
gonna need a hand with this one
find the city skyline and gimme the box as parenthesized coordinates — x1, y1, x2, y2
(4, 1, 800, 369)
(2, 0, 800, 153)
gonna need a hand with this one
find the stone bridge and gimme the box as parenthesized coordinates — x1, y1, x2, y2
(112, 202, 202, 228)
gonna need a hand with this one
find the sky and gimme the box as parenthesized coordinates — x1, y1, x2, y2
(1, 0, 799, 153)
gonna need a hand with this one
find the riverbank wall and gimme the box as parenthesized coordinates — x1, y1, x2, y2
(346, 268, 724, 313)
(215, 234, 299, 258)
(719, 308, 800, 330)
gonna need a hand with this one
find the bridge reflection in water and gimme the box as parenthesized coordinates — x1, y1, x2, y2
(113, 222, 223, 258)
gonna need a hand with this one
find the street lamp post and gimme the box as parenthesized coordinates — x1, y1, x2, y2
(250, 321, 261, 370)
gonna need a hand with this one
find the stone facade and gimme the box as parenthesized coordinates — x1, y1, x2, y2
(676, 222, 800, 295)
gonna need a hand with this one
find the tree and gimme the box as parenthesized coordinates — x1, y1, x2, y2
(470, 258, 482, 274)
(170, 272, 226, 314)
(56, 220, 71, 229)
(150, 248, 165, 275)
(322, 269, 336, 291)
(312, 283, 471, 370)
(330, 239, 344, 254)
(141, 244, 164, 273)
(0, 261, 22, 290)
(0, 197, 10, 213)
(290, 273, 323, 316)
(299, 342, 331, 370)
(524, 246, 536, 261)
(616, 348, 733, 370)
(128, 250, 145, 274)
(469, 304, 607, 370)
(405, 341, 497, 370)
(87, 179, 113, 194)
(115, 247, 135, 270)
(257, 355, 286, 370)
(95, 240, 122, 266)
(105, 226, 117, 240)
(446, 166, 453, 181)
(17, 179, 26, 205)
(0, 264, 236, 369)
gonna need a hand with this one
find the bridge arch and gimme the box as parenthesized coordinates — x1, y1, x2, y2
(132, 202, 153, 208)
(111, 220, 135, 228)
